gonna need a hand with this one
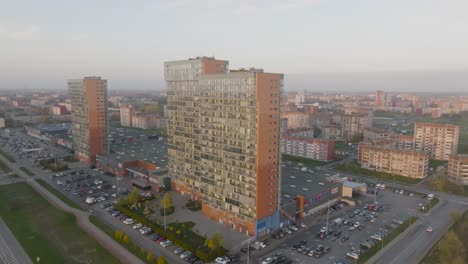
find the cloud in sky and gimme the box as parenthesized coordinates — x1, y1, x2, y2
(0, 24, 41, 41)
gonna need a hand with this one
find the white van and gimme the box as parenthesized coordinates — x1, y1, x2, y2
(346, 252, 359, 260)
(333, 218, 343, 225)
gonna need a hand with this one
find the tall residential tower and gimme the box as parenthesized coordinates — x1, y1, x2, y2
(165, 57, 283, 236)
(69, 77, 109, 164)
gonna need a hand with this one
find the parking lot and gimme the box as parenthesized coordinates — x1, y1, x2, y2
(0, 128, 72, 165)
(256, 184, 431, 264)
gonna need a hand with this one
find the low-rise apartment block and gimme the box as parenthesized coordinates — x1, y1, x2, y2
(448, 154, 468, 185)
(283, 111, 310, 129)
(358, 142, 429, 179)
(281, 136, 334, 161)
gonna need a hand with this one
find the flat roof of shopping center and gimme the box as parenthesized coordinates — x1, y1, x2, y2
(281, 163, 340, 205)
(109, 137, 168, 168)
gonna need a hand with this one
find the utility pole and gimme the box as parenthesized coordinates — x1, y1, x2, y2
(326, 199, 330, 232)
(164, 192, 167, 233)
(247, 241, 250, 264)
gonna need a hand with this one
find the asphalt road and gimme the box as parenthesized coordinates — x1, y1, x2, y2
(373, 199, 468, 264)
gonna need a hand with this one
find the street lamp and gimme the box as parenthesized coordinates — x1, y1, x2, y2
(247, 241, 250, 264)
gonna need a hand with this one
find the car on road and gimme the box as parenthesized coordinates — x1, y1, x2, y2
(160, 240, 173, 247)
(123, 218, 135, 225)
(426, 227, 433, 232)
(180, 251, 193, 260)
(174, 247, 184, 254)
(216, 256, 231, 264)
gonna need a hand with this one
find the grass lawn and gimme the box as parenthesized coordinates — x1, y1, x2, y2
(357, 216, 418, 264)
(89, 216, 155, 263)
(458, 134, 468, 154)
(0, 159, 12, 173)
(9, 173, 20, 178)
(335, 141, 354, 151)
(36, 179, 82, 210)
(428, 159, 447, 169)
(0, 183, 120, 264)
(282, 154, 329, 167)
(334, 161, 422, 184)
(19, 166, 35, 176)
(0, 148, 16, 163)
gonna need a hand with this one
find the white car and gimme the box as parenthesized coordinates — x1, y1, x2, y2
(261, 257, 274, 264)
(179, 251, 193, 259)
(426, 227, 433, 232)
(320, 227, 328, 233)
(133, 223, 142, 229)
(57, 181, 63, 185)
(161, 240, 173, 247)
(215, 257, 229, 264)
(112, 185, 116, 189)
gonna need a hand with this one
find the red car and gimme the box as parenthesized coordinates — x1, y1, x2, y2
(156, 237, 166, 243)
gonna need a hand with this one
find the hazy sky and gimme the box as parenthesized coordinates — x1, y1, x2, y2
(1, 0, 468, 91)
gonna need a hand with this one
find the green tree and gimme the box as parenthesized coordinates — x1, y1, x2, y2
(436, 230, 464, 261)
(211, 233, 224, 249)
(116, 197, 129, 207)
(450, 210, 462, 222)
(128, 187, 140, 205)
(160, 192, 172, 209)
(156, 256, 168, 264)
(146, 252, 154, 262)
(122, 235, 129, 244)
(114, 230, 123, 241)
(205, 239, 215, 250)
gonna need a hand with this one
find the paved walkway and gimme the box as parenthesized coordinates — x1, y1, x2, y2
(0, 155, 145, 264)
(0, 218, 32, 264)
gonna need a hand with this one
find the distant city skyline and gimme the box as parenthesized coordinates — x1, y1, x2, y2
(1, 0, 468, 91)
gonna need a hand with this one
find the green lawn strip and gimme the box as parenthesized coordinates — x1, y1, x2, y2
(0, 148, 16, 163)
(89, 215, 155, 263)
(357, 216, 418, 264)
(0, 183, 120, 264)
(419, 197, 440, 213)
(428, 159, 447, 169)
(335, 141, 354, 151)
(282, 154, 329, 167)
(36, 178, 82, 210)
(333, 162, 422, 184)
(0, 159, 12, 173)
(19, 166, 35, 176)
(10, 173, 20, 178)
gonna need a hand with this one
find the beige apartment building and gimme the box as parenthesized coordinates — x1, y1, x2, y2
(69, 77, 108, 164)
(448, 154, 468, 185)
(282, 111, 310, 129)
(120, 105, 134, 127)
(414, 123, 460, 160)
(358, 142, 429, 179)
(341, 112, 371, 141)
(165, 57, 282, 237)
